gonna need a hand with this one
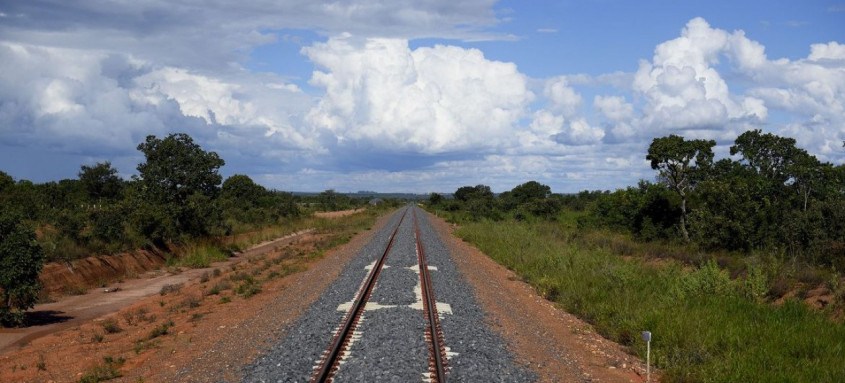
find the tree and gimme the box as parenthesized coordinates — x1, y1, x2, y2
(0, 171, 13, 194)
(428, 193, 443, 206)
(509, 181, 552, 204)
(135, 133, 225, 239)
(789, 152, 830, 211)
(0, 213, 44, 326)
(453, 185, 496, 220)
(221, 174, 266, 204)
(79, 162, 123, 202)
(137, 134, 225, 204)
(646, 134, 715, 242)
(318, 189, 343, 211)
(454, 185, 493, 202)
(730, 129, 803, 184)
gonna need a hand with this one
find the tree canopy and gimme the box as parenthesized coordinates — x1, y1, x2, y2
(133, 133, 226, 241)
(0, 213, 44, 326)
(586, 129, 845, 269)
(136, 133, 225, 204)
(646, 135, 715, 241)
(79, 162, 123, 201)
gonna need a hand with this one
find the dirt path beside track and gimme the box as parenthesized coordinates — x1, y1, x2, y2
(0, 229, 313, 355)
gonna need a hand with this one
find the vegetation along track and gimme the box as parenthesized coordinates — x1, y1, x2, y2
(243, 205, 533, 382)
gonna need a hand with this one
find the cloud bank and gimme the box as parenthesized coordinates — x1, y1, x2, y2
(0, 4, 842, 192)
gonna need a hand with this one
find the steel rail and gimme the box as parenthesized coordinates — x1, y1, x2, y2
(311, 207, 408, 383)
(413, 208, 448, 383)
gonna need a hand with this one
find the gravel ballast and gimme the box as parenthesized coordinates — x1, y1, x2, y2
(242, 206, 535, 382)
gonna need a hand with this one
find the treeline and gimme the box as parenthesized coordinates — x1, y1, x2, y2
(0, 133, 307, 264)
(427, 181, 568, 221)
(585, 129, 845, 269)
(0, 133, 392, 324)
(428, 129, 845, 269)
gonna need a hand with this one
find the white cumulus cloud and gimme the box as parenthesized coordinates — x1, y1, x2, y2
(303, 35, 533, 154)
(809, 42, 845, 61)
(633, 17, 767, 136)
(543, 76, 583, 117)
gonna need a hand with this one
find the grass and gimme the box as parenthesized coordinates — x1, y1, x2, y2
(78, 356, 125, 383)
(133, 339, 158, 355)
(36, 354, 46, 371)
(91, 333, 104, 343)
(168, 243, 230, 268)
(147, 320, 175, 340)
(122, 307, 153, 326)
(100, 319, 122, 334)
(235, 276, 262, 298)
(455, 218, 845, 382)
(207, 281, 231, 295)
(64, 285, 88, 296)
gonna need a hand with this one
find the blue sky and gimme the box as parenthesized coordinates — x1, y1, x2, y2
(1, 1, 843, 193)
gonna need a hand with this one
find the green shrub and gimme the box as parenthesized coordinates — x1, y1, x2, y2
(678, 260, 736, 298)
(0, 213, 45, 326)
(78, 356, 124, 383)
(100, 318, 122, 334)
(235, 277, 261, 298)
(172, 244, 228, 268)
(147, 320, 174, 340)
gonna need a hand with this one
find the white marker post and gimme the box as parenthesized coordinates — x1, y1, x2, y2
(641, 331, 652, 383)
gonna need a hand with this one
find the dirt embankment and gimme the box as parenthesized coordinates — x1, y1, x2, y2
(40, 250, 169, 296)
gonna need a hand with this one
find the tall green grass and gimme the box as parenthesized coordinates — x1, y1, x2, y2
(456, 220, 845, 382)
(167, 243, 229, 268)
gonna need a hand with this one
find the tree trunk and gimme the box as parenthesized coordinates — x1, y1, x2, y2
(680, 196, 690, 242)
(803, 187, 809, 211)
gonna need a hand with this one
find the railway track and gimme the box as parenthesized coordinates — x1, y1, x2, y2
(311, 206, 448, 382)
(243, 206, 534, 382)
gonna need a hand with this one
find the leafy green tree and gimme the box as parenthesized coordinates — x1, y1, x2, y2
(79, 162, 123, 202)
(454, 185, 496, 220)
(318, 189, 341, 211)
(646, 134, 715, 242)
(788, 152, 830, 211)
(134, 133, 225, 240)
(222, 174, 266, 203)
(137, 133, 225, 204)
(510, 181, 551, 203)
(428, 193, 443, 206)
(730, 129, 803, 184)
(0, 171, 13, 194)
(0, 213, 45, 326)
(501, 181, 560, 220)
(454, 185, 493, 202)
(268, 191, 300, 219)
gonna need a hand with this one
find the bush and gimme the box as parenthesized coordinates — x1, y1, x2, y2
(147, 320, 175, 339)
(78, 356, 124, 383)
(0, 213, 45, 326)
(100, 318, 122, 334)
(235, 276, 261, 298)
(678, 260, 736, 298)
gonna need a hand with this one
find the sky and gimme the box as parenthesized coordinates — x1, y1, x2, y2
(0, 1, 843, 193)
